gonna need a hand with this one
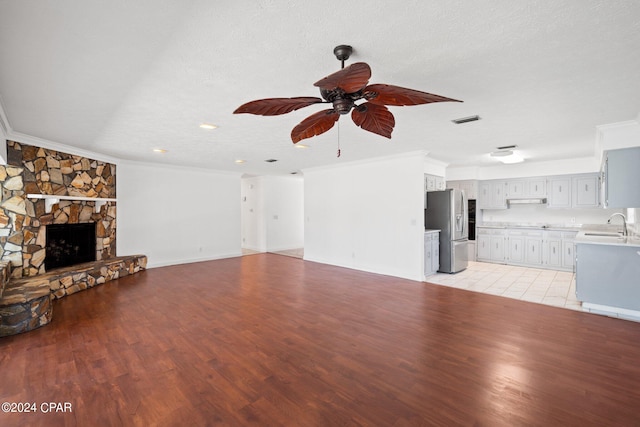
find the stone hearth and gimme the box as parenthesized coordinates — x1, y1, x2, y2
(0, 255, 147, 337)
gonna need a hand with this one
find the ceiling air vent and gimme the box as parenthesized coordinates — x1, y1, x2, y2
(264, 159, 278, 163)
(496, 145, 517, 150)
(451, 115, 480, 124)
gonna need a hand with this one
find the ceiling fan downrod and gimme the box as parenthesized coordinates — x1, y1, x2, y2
(333, 45, 352, 69)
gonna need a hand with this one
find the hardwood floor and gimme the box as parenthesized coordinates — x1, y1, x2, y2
(1, 254, 640, 426)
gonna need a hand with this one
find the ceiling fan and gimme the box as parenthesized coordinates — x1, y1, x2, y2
(233, 45, 462, 144)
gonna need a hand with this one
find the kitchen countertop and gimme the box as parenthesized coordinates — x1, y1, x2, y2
(477, 223, 581, 232)
(575, 230, 640, 247)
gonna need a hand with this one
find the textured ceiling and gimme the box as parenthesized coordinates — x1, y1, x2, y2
(1, 0, 639, 175)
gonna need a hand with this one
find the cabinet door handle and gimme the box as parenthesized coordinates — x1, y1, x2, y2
(532, 245, 535, 253)
(559, 186, 562, 193)
(552, 247, 556, 255)
(585, 184, 588, 191)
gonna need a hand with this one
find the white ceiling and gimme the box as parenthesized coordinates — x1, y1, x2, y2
(1, 0, 639, 175)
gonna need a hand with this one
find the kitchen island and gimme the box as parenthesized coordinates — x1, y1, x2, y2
(575, 229, 640, 320)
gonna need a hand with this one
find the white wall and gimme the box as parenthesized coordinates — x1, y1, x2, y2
(304, 153, 425, 281)
(264, 175, 304, 252)
(241, 175, 304, 252)
(241, 176, 265, 252)
(117, 161, 242, 268)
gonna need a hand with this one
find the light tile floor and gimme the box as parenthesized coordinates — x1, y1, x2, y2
(427, 261, 583, 312)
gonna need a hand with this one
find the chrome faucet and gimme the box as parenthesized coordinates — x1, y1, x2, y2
(607, 213, 628, 236)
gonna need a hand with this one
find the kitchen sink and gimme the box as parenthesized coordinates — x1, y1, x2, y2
(583, 232, 623, 237)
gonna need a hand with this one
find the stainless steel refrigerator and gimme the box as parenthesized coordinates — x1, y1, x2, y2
(424, 189, 469, 273)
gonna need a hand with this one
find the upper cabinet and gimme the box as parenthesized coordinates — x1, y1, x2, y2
(547, 177, 572, 208)
(478, 180, 507, 209)
(572, 174, 600, 208)
(425, 174, 445, 192)
(473, 173, 601, 210)
(447, 180, 478, 199)
(601, 146, 640, 208)
(548, 174, 600, 209)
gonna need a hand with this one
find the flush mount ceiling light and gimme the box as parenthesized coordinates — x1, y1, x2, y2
(199, 123, 218, 130)
(490, 149, 524, 164)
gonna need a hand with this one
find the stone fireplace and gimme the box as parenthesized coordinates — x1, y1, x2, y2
(0, 140, 146, 337)
(0, 140, 117, 278)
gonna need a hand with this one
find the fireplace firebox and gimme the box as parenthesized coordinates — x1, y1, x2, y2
(45, 223, 96, 270)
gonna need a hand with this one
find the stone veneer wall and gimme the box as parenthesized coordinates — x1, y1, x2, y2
(0, 141, 117, 278)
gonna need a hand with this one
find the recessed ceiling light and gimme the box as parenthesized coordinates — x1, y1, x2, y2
(153, 148, 167, 153)
(199, 123, 218, 130)
(295, 144, 309, 149)
(235, 159, 246, 164)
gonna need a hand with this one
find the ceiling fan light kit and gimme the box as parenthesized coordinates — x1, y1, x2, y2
(233, 45, 462, 147)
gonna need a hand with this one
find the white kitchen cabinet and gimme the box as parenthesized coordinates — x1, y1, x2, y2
(477, 234, 491, 260)
(546, 240, 562, 268)
(542, 231, 563, 269)
(490, 236, 505, 262)
(547, 177, 572, 208)
(478, 227, 577, 272)
(424, 231, 440, 277)
(601, 146, 640, 208)
(572, 174, 600, 208)
(425, 174, 445, 192)
(525, 236, 543, 265)
(478, 183, 491, 208)
(506, 229, 542, 267)
(448, 180, 478, 199)
(425, 174, 436, 191)
(477, 227, 506, 262)
(507, 234, 525, 263)
(479, 180, 507, 209)
(562, 239, 576, 271)
(528, 178, 546, 197)
(507, 180, 526, 198)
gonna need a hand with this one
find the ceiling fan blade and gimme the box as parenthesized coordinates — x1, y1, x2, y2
(291, 109, 340, 143)
(351, 102, 395, 139)
(233, 97, 324, 116)
(363, 84, 462, 106)
(314, 62, 371, 93)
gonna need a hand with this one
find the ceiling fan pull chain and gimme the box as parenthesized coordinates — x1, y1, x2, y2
(337, 122, 341, 157)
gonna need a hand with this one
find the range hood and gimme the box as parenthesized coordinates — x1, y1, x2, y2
(507, 198, 548, 206)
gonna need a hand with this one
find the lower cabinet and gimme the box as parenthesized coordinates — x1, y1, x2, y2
(477, 228, 506, 263)
(424, 231, 440, 277)
(477, 227, 577, 271)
